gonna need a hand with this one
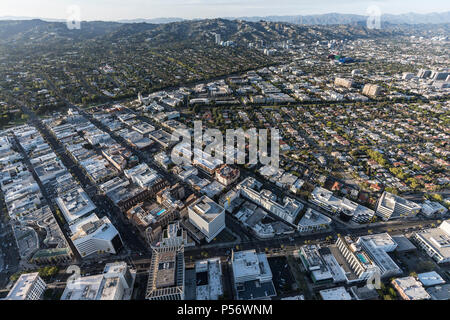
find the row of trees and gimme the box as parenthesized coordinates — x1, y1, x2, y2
(10, 266, 59, 282)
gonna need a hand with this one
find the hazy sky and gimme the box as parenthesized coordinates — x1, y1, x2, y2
(1, 0, 449, 20)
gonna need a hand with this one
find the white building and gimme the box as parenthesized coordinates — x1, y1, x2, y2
(421, 200, 448, 217)
(237, 177, 303, 226)
(124, 163, 160, 189)
(187, 196, 225, 243)
(4, 273, 46, 300)
(55, 187, 97, 225)
(357, 233, 402, 278)
(231, 250, 276, 300)
(70, 213, 123, 258)
(414, 219, 450, 264)
(376, 192, 421, 221)
(297, 208, 332, 233)
(310, 187, 374, 223)
(319, 287, 352, 300)
(335, 233, 402, 282)
(232, 250, 272, 284)
(61, 262, 136, 300)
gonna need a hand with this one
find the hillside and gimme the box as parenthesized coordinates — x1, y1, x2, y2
(1, 18, 447, 48)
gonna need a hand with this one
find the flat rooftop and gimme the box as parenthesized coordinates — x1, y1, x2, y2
(235, 279, 276, 300)
(5, 273, 42, 300)
(415, 226, 450, 260)
(188, 196, 224, 223)
(417, 271, 446, 287)
(319, 287, 352, 300)
(155, 251, 177, 289)
(55, 187, 96, 224)
(426, 284, 450, 300)
(393, 277, 431, 300)
(298, 208, 332, 228)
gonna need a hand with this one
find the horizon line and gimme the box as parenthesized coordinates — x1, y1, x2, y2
(0, 10, 449, 23)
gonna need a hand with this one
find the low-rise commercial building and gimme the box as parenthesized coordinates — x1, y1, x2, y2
(414, 219, 450, 264)
(392, 277, 431, 300)
(231, 250, 276, 300)
(194, 258, 224, 300)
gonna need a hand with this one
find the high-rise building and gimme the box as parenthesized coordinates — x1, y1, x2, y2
(432, 71, 450, 81)
(215, 33, 221, 45)
(146, 245, 185, 300)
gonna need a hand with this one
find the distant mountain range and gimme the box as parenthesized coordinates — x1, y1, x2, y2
(1, 11, 449, 25)
(228, 12, 450, 25)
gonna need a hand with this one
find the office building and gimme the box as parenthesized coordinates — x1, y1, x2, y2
(376, 191, 421, 221)
(231, 250, 276, 300)
(297, 208, 332, 233)
(4, 273, 46, 300)
(237, 177, 303, 226)
(61, 262, 136, 300)
(297, 245, 334, 284)
(55, 187, 97, 225)
(417, 69, 432, 79)
(414, 219, 450, 264)
(187, 196, 225, 243)
(146, 245, 185, 300)
(421, 200, 448, 217)
(362, 84, 381, 97)
(70, 213, 123, 258)
(310, 187, 375, 223)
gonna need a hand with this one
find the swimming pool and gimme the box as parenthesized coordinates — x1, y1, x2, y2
(357, 253, 368, 264)
(156, 209, 166, 216)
